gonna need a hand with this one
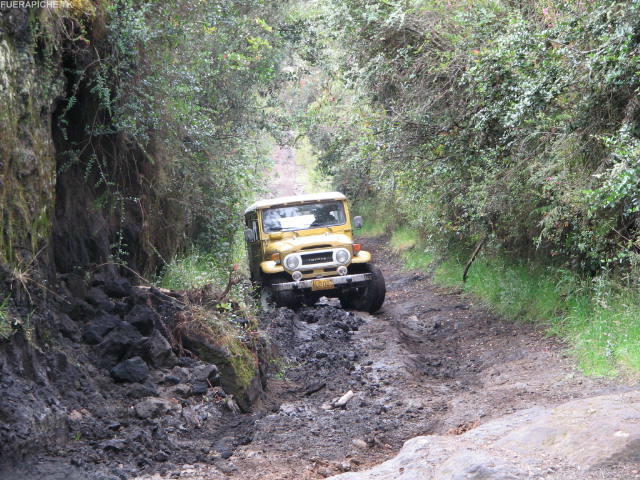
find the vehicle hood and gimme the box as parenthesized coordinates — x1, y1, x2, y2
(266, 232, 352, 255)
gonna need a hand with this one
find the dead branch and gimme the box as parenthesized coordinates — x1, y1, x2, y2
(463, 235, 488, 283)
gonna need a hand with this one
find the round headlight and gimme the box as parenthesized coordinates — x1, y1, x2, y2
(284, 254, 300, 270)
(334, 249, 351, 265)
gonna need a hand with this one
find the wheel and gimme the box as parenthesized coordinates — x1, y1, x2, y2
(339, 292, 356, 309)
(259, 285, 275, 310)
(348, 264, 386, 313)
(268, 274, 301, 310)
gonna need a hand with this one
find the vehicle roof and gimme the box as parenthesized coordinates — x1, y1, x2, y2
(244, 191, 347, 214)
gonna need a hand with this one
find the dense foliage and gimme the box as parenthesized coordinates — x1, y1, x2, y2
(303, 0, 640, 281)
(57, 0, 292, 273)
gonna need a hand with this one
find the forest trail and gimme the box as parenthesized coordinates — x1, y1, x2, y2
(152, 139, 635, 480)
(143, 236, 630, 480)
(268, 143, 309, 197)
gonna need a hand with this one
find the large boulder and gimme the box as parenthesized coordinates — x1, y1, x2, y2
(96, 322, 143, 368)
(182, 334, 263, 411)
(130, 330, 177, 368)
(329, 392, 640, 479)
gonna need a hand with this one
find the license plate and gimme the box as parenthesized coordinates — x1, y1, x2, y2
(312, 279, 335, 291)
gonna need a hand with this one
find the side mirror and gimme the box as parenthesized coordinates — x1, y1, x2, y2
(244, 228, 256, 243)
(353, 216, 363, 229)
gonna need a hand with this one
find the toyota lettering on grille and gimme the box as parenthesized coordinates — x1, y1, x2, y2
(301, 251, 334, 265)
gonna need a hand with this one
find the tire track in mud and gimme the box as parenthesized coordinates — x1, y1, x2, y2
(158, 237, 622, 480)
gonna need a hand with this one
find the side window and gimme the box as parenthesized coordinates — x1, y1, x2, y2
(251, 220, 258, 239)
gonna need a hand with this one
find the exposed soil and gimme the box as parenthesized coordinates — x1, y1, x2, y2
(268, 144, 308, 197)
(129, 237, 629, 480)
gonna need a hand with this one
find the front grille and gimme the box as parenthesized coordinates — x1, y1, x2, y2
(301, 251, 333, 265)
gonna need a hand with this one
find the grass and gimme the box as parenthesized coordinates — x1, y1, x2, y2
(158, 230, 248, 291)
(0, 297, 11, 340)
(383, 223, 640, 378)
(158, 250, 228, 290)
(353, 201, 390, 237)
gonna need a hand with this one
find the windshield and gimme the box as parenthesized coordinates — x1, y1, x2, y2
(262, 201, 347, 233)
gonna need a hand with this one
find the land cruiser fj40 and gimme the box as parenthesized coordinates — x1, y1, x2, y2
(244, 192, 385, 312)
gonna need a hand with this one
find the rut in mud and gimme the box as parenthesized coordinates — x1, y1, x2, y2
(148, 237, 622, 480)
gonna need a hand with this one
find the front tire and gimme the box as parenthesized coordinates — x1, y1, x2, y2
(267, 274, 301, 310)
(341, 264, 386, 313)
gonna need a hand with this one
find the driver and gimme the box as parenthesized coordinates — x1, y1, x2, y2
(264, 209, 282, 231)
(311, 205, 337, 227)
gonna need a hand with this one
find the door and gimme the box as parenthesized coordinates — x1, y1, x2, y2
(245, 213, 262, 282)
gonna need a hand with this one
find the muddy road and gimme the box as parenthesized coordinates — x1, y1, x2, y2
(144, 237, 623, 480)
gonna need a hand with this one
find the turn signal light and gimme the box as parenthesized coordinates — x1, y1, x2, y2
(271, 253, 281, 263)
(353, 244, 362, 253)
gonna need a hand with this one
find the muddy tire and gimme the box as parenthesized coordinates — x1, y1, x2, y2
(342, 264, 385, 313)
(339, 294, 356, 310)
(259, 285, 275, 310)
(267, 274, 301, 310)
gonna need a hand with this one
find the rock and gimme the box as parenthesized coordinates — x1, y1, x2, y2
(172, 384, 191, 398)
(134, 397, 182, 419)
(54, 312, 80, 340)
(130, 330, 177, 368)
(435, 450, 526, 479)
(65, 273, 88, 299)
(154, 451, 169, 462)
(63, 297, 96, 321)
(181, 335, 263, 411)
(82, 314, 121, 345)
(169, 365, 190, 382)
(103, 278, 132, 298)
(327, 392, 640, 479)
(101, 439, 127, 452)
(96, 322, 143, 368)
(351, 439, 368, 450)
(85, 287, 115, 311)
(190, 381, 209, 396)
(182, 406, 203, 428)
(493, 392, 640, 467)
(305, 381, 326, 396)
(162, 374, 181, 386)
(220, 449, 233, 459)
(191, 363, 219, 383)
(127, 382, 159, 399)
(125, 304, 157, 336)
(67, 410, 84, 421)
(111, 357, 149, 383)
(177, 356, 198, 368)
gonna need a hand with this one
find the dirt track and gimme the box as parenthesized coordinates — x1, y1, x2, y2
(150, 236, 623, 480)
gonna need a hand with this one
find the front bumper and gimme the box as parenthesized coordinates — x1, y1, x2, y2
(272, 273, 372, 292)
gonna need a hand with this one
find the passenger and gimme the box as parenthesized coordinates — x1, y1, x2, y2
(264, 210, 282, 231)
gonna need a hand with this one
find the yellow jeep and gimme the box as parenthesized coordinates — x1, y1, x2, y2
(244, 192, 385, 312)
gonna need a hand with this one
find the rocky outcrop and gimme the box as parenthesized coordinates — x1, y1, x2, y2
(329, 392, 640, 479)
